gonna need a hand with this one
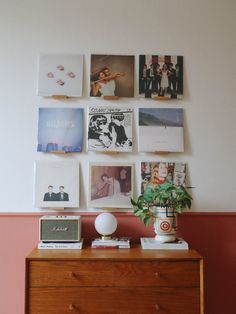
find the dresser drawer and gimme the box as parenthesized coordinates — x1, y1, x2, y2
(29, 260, 200, 288)
(114, 261, 200, 287)
(29, 287, 200, 314)
(29, 261, 114, 287)
(26, 248, 203, 314)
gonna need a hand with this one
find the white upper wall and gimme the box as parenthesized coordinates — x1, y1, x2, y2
(0, 0, 235, 212)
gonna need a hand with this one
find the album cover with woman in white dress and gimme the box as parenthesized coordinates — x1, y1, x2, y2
(139, 55, 183, 99)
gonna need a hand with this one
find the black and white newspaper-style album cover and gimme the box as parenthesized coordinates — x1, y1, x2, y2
(87, 107, 133, 152)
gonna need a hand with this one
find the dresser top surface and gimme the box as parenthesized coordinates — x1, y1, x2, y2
(26, 245, 202, 261)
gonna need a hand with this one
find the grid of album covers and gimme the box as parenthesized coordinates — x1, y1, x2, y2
(34, 53, 188, 210)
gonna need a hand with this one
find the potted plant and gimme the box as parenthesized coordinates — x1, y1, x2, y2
(131, 180, 193, 243)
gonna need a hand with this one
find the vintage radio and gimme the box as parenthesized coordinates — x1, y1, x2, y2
(39, 216, 81, 242)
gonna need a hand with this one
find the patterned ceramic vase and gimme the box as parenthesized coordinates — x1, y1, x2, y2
(153, 207, 176, 243)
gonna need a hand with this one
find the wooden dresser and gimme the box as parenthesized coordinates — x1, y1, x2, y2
(25, 246, 204, 314)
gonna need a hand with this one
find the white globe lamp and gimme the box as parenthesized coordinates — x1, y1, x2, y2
(94, 213, 118, 240)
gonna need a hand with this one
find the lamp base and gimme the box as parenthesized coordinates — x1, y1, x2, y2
(101, 235, 112, 240)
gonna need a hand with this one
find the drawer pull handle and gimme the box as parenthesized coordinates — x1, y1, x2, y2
(154, 271, 160, 277)
(155, 303, 161, 311)
(69, 303, 79, 311)
(71, 272, 79, 279)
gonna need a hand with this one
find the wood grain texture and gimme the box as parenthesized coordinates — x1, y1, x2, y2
(30, 260, 199, 288)
(29, 287, 200, 314)
(25, 246, 203, 314)
(29, 261, 114, 287)
(26, 245, 202, 261)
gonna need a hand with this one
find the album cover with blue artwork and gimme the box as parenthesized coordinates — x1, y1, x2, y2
(37, 108, 83, 153)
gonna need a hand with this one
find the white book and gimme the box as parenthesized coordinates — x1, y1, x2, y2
(141, 238, 189, 250)
(92, 238, 130, 246)
(116, 245, 130, 249)
(91, 238, 130, 249)
(91, 243, 130, 249)
(38, 239, 83, 250)
(91, 243, 130, 247)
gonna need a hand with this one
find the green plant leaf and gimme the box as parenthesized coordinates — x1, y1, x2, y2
(186, 198, 192, 209)
(131, 179, 194, 225)
(143, 216, 151, 226)
(175, 204, 183, 213)
(143, 186, 155, 202)
(130, 198, 137, 206)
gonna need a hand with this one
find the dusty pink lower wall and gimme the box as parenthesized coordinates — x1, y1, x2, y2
(178, 213, 236, 314)
(0, 212, 235, 314)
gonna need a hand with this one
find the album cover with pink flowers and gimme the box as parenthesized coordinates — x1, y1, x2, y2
(37, 54, 83, 97)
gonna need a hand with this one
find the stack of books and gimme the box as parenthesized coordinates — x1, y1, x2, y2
(141, 238, 189, 250)
(38, 239, 84, 250)
(91, 237, 130, 249)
